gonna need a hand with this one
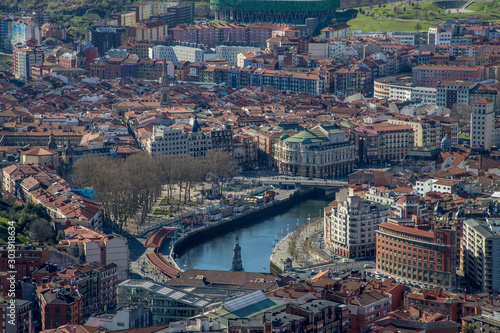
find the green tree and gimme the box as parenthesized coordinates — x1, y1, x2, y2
(415, 22, 422, 30)
(15, 202, 51, 234)
(462, 323, 474, 333)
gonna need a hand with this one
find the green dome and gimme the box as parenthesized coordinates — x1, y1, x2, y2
(301, 138, 312, 144)
(280, 134, 290, 140)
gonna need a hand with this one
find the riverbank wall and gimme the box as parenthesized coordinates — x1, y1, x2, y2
(171, 188, 323, 258)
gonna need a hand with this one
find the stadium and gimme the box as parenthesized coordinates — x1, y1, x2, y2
(211, 0, 343, 23)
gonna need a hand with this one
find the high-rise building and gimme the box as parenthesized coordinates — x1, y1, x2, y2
(461, 219, 500, 293)
(13, 46, 44, 80)
(324, 196, 388, 259)
(0, 16, 12, 53)
(470, 98, 495, 150)
(85, 26, 135, 56)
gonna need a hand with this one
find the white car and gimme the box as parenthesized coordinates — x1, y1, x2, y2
(342, 258, 349, 263)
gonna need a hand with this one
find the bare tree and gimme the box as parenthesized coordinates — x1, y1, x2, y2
(451, 102, 473, 133)
(205, 150, 241, 197)
(29, 218, 54, 243)
(123, 153, 162, 225)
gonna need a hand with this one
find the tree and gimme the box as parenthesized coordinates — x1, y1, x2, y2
(15, 202, 51, 234)
(451, 103, 473, 132)
(462, 324, 474, 333)
(29, 218, 55, 243)
(415, 22, 422, 30)
(205, 150, 241, 197)
(123, 153, 162, 225)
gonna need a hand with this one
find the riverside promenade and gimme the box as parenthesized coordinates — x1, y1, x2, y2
(270, 216, 333, 274)
(129, 187, 301, 281)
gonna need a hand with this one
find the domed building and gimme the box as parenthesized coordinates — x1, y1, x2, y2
(274, 123, 355, 177)
(441, 136, 452, 151)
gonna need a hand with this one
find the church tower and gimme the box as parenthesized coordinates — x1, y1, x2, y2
(160, 61, 170, 108)
(47, 133, 58, 150)
(230, 236, 244, 271)
(76, 44, 87, 70)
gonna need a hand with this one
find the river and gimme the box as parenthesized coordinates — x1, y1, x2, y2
(170, 196, 331, 273)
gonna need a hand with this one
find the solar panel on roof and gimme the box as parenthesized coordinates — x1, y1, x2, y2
(170, 291, 185, 300)
(224, 290, 267, 312)
(142, 281, 155, 288)
(196, 300, 209, 307)
(158, 287, 173, 295)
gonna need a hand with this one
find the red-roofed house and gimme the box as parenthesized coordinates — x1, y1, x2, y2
(21, 147, 60, 168)
(60, 226, 128, 281)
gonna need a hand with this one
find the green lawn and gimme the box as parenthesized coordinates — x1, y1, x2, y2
(347, 13, 432, 32)
(0, 218, 28, 244)
(458, 133, 470, 140)
(153, 208, 179, 216)
(0, 54, 13, 71)
(349, 0, 500, 33)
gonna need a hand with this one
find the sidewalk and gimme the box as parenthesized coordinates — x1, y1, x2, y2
(270, 217, 331, 272)
(122, 182, 268, 236)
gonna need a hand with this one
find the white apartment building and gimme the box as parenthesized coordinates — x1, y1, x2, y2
(145, 119, 212, 157)
(389, 85, 437, 104)
(436, 81, 477, 109)
(471, 98, 495, 150)
(364, 187, 397, 207)
(414, 178, 464, 196)
(307, 41, 357, 58)
(85, 305, 151, 330)
(320, 24, 350, 39)
(461, 219, 500, 292)
(62, 226, 129, 281)
(215, 45, 260, 66)
(149, 45, 206, 64)
(328, 41, 357, 57)
(324, 196, 388, 259)
(428, 26, 452, 45)
(13, 46, 44, 80)
(353, 30, 422, 45)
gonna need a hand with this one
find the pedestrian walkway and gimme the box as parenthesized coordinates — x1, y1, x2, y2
(270, 217, 331, 273)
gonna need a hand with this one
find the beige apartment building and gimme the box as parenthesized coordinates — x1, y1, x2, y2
(388, 116, 442, 147)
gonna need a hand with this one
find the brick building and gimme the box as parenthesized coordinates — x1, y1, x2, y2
(51, 262, 118, 318)
(412, 65, 484, 87)
(376, 220, 458, 290)
(348, 291, 392, 333)
(38, 287, 82, 330)
(0, 299, 33, 333)
(0, 245, 49, 298)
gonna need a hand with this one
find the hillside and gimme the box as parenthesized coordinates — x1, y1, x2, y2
(0, 0, 134, 15)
